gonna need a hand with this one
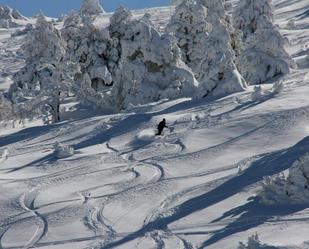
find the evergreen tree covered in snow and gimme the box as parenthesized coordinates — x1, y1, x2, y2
(233, 0, 293, 84)
(168, 0, 246, 98)
(80, 0, 105, 17)
(166, 0, 211, 80)
(108, 6, 133, 71)
(109, 7, 198, 109)
(61, 11, 114, 109)
(9, 14, 67, 123)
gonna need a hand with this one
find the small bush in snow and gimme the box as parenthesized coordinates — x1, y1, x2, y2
(259, 153, 309, 205)
(54, 142, 74, 159)
(0, 93, 15, 122)
(286, 20, 296, 30)
(251, 86, 263, 102)
(271, 81, 284, 95)
(238, 234, 278, 249)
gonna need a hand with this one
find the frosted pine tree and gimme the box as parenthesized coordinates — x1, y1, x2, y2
(80, 0, 105, 17)
(108, 6, 133, 72)
(63, 11, 112, 88)
(168, 0, 246, 98)
(9, 13, 67, 123)
(233, 0, 294, 84)
(61, 10, 113, 110)
(166, 0, 211, 80)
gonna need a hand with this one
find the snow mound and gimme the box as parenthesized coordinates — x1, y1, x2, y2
(238, 234, 279, 249)
(0, 148, 9, 163)
(259, 153, 309, 205)
(0, 5, 28, 28)
(54, 142, 74, 159)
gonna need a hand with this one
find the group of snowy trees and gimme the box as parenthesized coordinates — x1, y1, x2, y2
(6, 0, 293, 123)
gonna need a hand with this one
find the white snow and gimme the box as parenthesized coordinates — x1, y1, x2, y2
(0, 0, 309, 249)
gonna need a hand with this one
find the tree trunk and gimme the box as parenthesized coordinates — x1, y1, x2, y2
(49, 91, 61, 123)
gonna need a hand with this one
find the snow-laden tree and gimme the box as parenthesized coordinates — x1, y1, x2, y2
(233, 0, 294, 84)
(260, 153, 309, 205)
(109, 7, 198, 109)
(80, 0, 105, 17)
(108, 6, 133, 71)
(9, 13, 68, 123)
(200, 0, 244, 59)
(237, 26, 293, 84)
(166, 0, 211, 79)
(200, 18, 246, 97)
(61, 11, 113, 108)
(167, 0, 246, 98)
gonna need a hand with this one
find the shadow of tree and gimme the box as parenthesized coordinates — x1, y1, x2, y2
(102, 136, 309, 249)
(199, 197, 308, 248)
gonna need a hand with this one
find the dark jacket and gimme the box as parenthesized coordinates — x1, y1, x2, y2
(158, 120, 168, 130)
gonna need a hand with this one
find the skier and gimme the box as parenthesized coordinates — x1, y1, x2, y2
(156, 118, 168, 136)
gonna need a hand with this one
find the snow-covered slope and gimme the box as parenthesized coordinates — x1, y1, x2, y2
(1, 1, 309, 248)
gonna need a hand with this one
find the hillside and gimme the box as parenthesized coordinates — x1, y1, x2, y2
(0, 0, 309, 248)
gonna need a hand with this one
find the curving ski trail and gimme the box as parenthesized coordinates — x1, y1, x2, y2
(19, 189, 48, 248)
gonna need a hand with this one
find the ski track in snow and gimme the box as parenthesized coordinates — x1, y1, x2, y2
(19, 189, 49, 248)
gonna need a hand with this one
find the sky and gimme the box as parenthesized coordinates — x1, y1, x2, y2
(0, 0, 170, 17)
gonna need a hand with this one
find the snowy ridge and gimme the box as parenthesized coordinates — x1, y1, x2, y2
(0, 0, 309, 248)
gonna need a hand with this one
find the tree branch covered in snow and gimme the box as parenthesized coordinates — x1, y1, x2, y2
(80, 0, 105, 17)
